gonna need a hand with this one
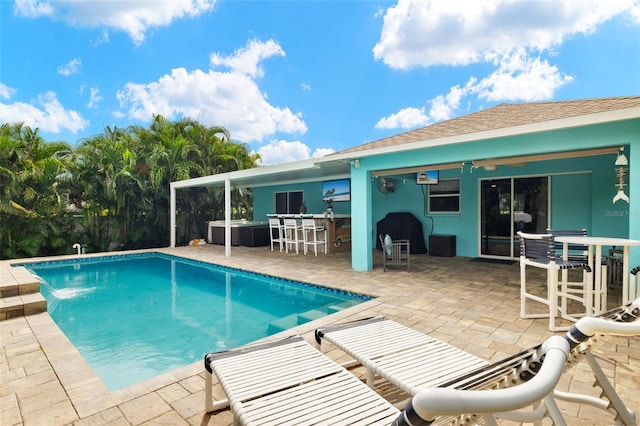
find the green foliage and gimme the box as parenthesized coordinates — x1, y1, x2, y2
(0, 117, 259, 259)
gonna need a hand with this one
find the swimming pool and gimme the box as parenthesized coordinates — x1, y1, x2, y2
(19, 253, 370, 390)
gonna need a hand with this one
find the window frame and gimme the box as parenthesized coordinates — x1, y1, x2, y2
(274, 191, 304, 214)
(427, 178, 461, 214)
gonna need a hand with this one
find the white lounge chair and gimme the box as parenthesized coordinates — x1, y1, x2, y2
(316, 298, 640, 425)
(317, 315, 488, 393)
(203, 333, 580, 425)
(203, 300, 638, 425)
(204, 335, 399, 425)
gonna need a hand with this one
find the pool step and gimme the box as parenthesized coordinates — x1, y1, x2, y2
(267, 309, 327, 334)
(326, 300, 361, 313)
(0, 266, 47, 321)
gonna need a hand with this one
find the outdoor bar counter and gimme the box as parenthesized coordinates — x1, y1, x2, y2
(270, 214, 351, 253)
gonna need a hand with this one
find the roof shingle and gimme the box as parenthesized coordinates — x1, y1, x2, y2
(334, 96, 640, 155)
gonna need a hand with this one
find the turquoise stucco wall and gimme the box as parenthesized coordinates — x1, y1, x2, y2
(253, 118, 638, 271)
(360, 155, 628, 260)
(347, 119, 636, 270)
(253, 181, 351, 220)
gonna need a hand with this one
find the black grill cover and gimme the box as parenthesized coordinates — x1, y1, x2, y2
(376, 212, 428, 254)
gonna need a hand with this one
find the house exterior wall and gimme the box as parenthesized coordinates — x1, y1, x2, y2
(352, 120, 640, 270)
(254, 118, 638, 271)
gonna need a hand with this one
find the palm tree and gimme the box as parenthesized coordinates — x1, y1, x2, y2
(73, 125, 151, 250)
(0, 123, 75, 258)
(1, 116, 262, 257)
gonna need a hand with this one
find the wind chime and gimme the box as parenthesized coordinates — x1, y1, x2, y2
(613, 147, 629, 203)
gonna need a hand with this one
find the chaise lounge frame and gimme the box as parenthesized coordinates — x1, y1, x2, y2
(316, 299, 639, 425)
(204, 335, 399, 425)
(204, 298, 639, 425)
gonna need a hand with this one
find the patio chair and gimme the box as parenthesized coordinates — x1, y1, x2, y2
(546, 228, 601, 319)
(316, 298, 640, 426)
(302, 218, 327, 255)
(546, 228, 589, 262)
(605, 247, 624, 289)
(379, 233, 410, 272)
(283, 218, 303, 254)
(517, 231, 592, 331)
(268, 218, 285, 252)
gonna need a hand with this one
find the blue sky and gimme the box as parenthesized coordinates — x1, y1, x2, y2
(1, 0, 639, 165)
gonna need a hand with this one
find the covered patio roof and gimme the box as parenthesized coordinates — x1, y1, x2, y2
(171, 157, 351, 190)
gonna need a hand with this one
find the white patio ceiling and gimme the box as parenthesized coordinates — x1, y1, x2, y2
(171, 157, 351, 190)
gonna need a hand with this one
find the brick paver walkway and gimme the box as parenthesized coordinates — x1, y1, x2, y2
(1, 245, 638, 425)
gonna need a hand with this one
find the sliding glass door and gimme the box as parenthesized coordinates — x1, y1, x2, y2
(480, 176, 549, 258)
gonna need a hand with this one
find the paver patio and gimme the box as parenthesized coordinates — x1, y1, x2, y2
(1, 245, 639, 425)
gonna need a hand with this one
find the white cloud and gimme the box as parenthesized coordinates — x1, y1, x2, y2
(376, 49, 574, 130)
(301, 83, 311, 91)
(373, 0, 598, 130)
(256, 140, 311, 166)
(117, 39, 307, 143)
(92, 30, 110, 47)
(631, 1, 640, 22)
(254, 140, 334, 166)
(473, 49, 574, 102)
(427, 84, 467, 121)
(0, 91, 88, 133)
(13, 0, 54, 18)
(87, 87, 102, 108)
(14, 0, 216, 44)
(312, 147, 335, 158)
(58, 58, 81, 76)
(375, 107, 429, 130)
(210, 39, 284, 78)
(0, 82, 16, 99)
(374, 0, 637, 69)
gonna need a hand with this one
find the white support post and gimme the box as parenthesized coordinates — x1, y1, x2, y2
(170, 185, 176, 247)
(225, 178, 231, 257)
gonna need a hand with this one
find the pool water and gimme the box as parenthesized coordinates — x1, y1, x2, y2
(21, 253, 369, 390)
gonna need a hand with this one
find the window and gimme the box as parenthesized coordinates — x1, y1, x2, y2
(275, 191, 303, 214)
(428, 178, 460, 213)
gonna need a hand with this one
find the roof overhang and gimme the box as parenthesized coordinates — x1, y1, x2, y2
(171, 105, 639, 191)
(171, 157, 351, 190)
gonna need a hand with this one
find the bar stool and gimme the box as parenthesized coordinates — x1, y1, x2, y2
(546, 229, 598, 319)
(268, 218, 285, 252)
(518, 231, 592, 331)
(302, 218, 327, 255)
(283, 218, 303, 254)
